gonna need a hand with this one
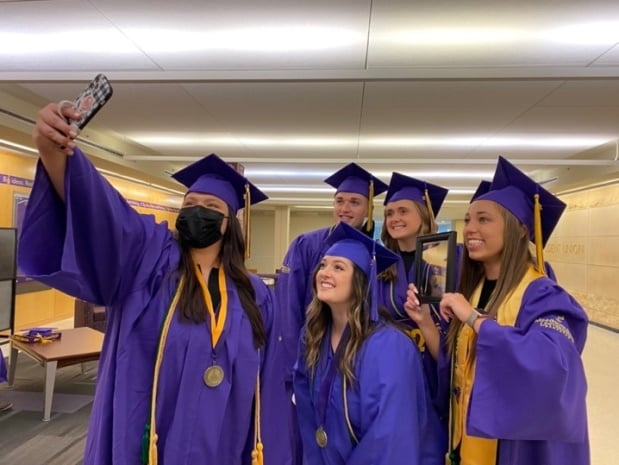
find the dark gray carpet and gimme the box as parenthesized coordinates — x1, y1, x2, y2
(0, 354, 97, 465)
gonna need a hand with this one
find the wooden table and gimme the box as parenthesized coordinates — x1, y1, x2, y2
(8, 327, 104, 421)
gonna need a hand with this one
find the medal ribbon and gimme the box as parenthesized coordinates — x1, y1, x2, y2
(313, 326, 350, 432)
(194, 264, 228, 348)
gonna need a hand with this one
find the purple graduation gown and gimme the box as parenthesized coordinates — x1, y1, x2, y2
(17, 148, 293, 465)
(439, 277, 590, 465)
(293, 324, 445, 465)
(275, 226, 333, 369)
(376, 256, 449, 422)
(0, 352, 6, 383)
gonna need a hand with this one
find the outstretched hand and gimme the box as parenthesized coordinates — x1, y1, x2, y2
(32, 102, 81, 156)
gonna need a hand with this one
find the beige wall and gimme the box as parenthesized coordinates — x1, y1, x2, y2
(546, 183, 619, 330)
(248, 209, 333, 274)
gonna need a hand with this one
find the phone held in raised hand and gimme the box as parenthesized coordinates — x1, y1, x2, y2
(62, 73, 113, 131)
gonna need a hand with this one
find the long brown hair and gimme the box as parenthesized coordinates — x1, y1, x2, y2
(379, 200, 437, 282)
(176, 208, 266, 348)
(446, 204, 534, 354)
(303, 264, 372, 386)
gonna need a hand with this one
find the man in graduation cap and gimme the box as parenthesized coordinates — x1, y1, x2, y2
(275, 163, 388, 371)
(293, 222, 445, 465)
(435, 156, 589, 465)
(18, 102, 294, 465)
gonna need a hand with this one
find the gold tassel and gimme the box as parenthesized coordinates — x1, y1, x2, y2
(365, 180, 374, 233)
(244, 184, 251, 259)
(534, 193, 545, 274)
(424, 188, 436, 225)
(148, 433, 159, 465)
(251, 366, 263, 465)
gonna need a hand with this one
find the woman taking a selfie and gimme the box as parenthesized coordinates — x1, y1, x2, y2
(18, 101, 292, 465)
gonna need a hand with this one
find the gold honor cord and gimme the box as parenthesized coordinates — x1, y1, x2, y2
(366, 180, 374, 233)
(342, 377, 359, 445)
(251, 366, 264, 465)
(147, 276, 185, 465)
(244, 184, 251, 259)
(424, 188, 436, 225)
(533, 193, 545, 275)
(194, 265, 228, 348)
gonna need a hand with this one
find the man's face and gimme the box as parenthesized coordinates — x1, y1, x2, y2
(332, 192, 368, 229)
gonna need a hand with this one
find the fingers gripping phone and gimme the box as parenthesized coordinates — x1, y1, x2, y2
(62, 74, 113, 131)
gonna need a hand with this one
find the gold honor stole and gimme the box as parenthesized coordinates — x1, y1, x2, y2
(450, 265, 544, 465)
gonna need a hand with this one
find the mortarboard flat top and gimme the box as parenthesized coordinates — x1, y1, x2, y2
(475, 156, 565, 246)
(323, 163, 388, 198)
(171, 154, 268, 213)
(324, 222, 398, 277)
(470, 180, 491, 202)
(383, 172, 448, 217)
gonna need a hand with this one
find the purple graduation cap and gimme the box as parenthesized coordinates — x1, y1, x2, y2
(171, 153, 268, 213)
(171, 153, 268, 257)
(383, 172, 449, 220)
(323, 222, 399, 321)
(476, 156, 566, 272)
(324, 163, 388, 232)
(470, 180, 491, 203)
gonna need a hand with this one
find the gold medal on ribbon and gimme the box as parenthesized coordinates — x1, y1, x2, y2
(203, 365, 224, 388)
(315, 426, 328, 448)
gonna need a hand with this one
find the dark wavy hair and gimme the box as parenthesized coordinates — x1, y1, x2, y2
(176, 207, 266, 348)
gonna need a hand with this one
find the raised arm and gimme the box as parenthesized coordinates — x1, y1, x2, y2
(31, 102, 82, 201)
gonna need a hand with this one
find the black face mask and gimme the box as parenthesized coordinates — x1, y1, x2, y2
(175, 205, 226, 249)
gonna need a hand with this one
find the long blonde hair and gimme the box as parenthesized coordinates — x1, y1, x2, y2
(446, 204, 534, 354)
(379, 200, 437, 282)
(303, 264, 372, 386)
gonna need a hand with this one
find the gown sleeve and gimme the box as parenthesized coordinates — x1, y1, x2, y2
(467, 278, 589, 443)
(252, 277, 295, 465)
(17, 148, 176, 306)
(277, 232, 321, 374)
(345, 329, 434, 465)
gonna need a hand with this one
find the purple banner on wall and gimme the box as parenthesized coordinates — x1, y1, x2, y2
(13, 193, 30, 282)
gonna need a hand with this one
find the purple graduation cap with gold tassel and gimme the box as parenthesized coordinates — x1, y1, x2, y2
(383, 172, 449, 224)
(324, 163, 388, 233)
(171, 153, 268, 258)
(475, 156, 566, 274)
(323, 222, 399, 320)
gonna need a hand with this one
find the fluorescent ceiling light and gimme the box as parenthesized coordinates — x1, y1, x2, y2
(547, 21, 619, 45)
(126, 26, 362, 53)
(0, 138, 38, 155)
(389, 22, 619, 47)
(261, 185, 475, 195)
(388, 28, 524, 45)
(261, 186, 334, 193)
(0, 30, 134, 54)
(131, 133, 610, 150)
(247, 169, 493, 179)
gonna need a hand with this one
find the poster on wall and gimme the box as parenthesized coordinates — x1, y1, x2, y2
(13, 192, 29, 282)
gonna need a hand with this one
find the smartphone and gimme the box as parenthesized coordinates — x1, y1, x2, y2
(68, 73, 113, 130)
